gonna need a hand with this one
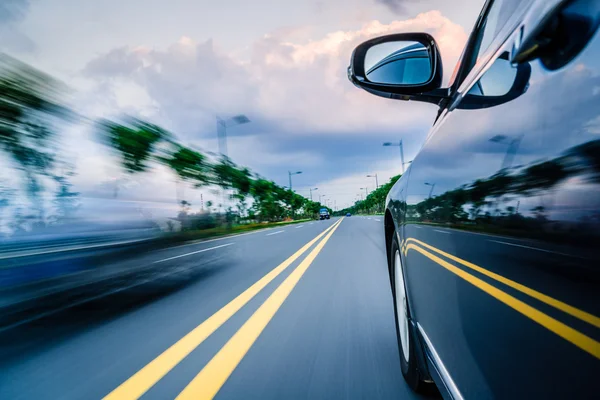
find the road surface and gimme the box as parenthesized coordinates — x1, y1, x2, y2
(0, 217, 429, 399)
(2, 217, 596, 399)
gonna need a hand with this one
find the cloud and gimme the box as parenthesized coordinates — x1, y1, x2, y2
(78, 11, 468, 204)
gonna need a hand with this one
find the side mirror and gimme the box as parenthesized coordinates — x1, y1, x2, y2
(348, 33, 443, 96)
(457, 52, 531, 110)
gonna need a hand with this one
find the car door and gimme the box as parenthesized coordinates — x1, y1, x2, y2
(404, 0, 600, 398)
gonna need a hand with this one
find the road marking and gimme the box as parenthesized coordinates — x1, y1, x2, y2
(103, 219, 342, 400)
(489, 240, 584, 259)
(412, 225, 422, 229)
(404, 239, 600, 358)
(405, 238, 600, 329)
(368, 218, 372, 220)
(152, 243, 233, 264)
(374, 219, 381, 222)
(295, 225, 304, 229)
(176, 218, 344, 400)
(434, 229, 451, 234)
(266, 230, 284, 236)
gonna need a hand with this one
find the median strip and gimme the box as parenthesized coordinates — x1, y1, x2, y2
(103, 218, 343, 400)
(403, 239, 600, 359)
(176, 218, 344, 399)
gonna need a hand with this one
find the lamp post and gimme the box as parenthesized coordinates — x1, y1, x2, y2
(489, 134, 524, 170)
(424, 182, 436, 199)
(288, 171, 302, 191)
(309, 187, 318, 201)
(367, 174, 378, 188)
(216, 114, 250, 157)
(383, 140, 409, 173)
(360, 187, 368, 197)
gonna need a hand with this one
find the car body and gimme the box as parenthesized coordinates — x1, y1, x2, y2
(349, 0, 599, 398)
(346, 212, 352, 217)
(319, 208, 330, 220)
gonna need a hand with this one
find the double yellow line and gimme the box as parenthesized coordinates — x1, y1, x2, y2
(402, 238, 600, 360)
(104, 218, 344, 400)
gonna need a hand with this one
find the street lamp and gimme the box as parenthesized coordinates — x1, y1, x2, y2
(216, 114, 250, 157)
(489, 134, 524, 170)
(367, 173, 378, 188)
(424, 182, 436, 199)
(360, 187, 368, 197)
(309, 187, 318, 201)
(383, 140, 408, 173)
(288, 171, 302, 190)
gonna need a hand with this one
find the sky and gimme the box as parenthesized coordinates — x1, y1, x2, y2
(0, 0, 486, 213)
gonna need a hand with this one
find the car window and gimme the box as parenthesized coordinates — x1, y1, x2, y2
(475, 0, 522, 61)
(450, 0, 522, 92)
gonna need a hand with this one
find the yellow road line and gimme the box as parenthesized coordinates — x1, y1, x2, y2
(403, 242, 600, 359)
(176, 218, 344, 399)
(103, 218, 343, 400)
(405, 238, 600, 329)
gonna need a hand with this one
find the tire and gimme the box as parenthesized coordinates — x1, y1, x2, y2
(390, 233, 431, 393)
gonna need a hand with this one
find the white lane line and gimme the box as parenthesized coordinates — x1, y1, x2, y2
(374, 219, 381, 222)
(168, 228, 276, 250)
(266, 230, 285, 236)
(488, 240, 584, 259)
(153, 243, 234, 264)
(295, 225, 304, 229)
(412, 226, 422, 229)
(434, 229, 451, 234)
(309, 223, 314, 225)
(368, 218, 372, 220)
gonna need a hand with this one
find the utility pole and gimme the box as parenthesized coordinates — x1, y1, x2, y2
(309, 187, 318, 201)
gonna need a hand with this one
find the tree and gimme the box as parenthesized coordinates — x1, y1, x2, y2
(97, 118, 169, 174)
(1, 54, 74, 229)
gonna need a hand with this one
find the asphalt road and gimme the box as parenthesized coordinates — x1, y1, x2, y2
(0, 217, 430, 400)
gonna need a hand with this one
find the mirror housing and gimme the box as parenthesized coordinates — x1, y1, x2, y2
(348, 33, 444, 96)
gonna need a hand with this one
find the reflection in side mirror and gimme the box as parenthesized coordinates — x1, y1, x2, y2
(364, 41, 432, 85)
(458, 52, 531, 110)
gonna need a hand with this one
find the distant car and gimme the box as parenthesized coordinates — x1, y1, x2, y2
(346, 213, 351, 217)
(349, 1, 600, 398)
(319, 208, 330, 220)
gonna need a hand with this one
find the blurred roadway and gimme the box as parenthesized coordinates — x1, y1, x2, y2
(0, 217, 430, 399)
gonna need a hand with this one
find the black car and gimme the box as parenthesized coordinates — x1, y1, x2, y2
(349, 1, 599, 399)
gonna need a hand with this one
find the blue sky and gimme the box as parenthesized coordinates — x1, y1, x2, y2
(1, 0, 485, 211)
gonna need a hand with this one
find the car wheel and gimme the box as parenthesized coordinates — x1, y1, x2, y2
(390, 234, 430, 392)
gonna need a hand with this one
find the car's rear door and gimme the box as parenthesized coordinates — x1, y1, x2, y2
(404, 0, 600, 398)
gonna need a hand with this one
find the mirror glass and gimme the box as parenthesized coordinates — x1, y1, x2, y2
(364, 41, 432, 85)
(467, 56, 518, 96)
